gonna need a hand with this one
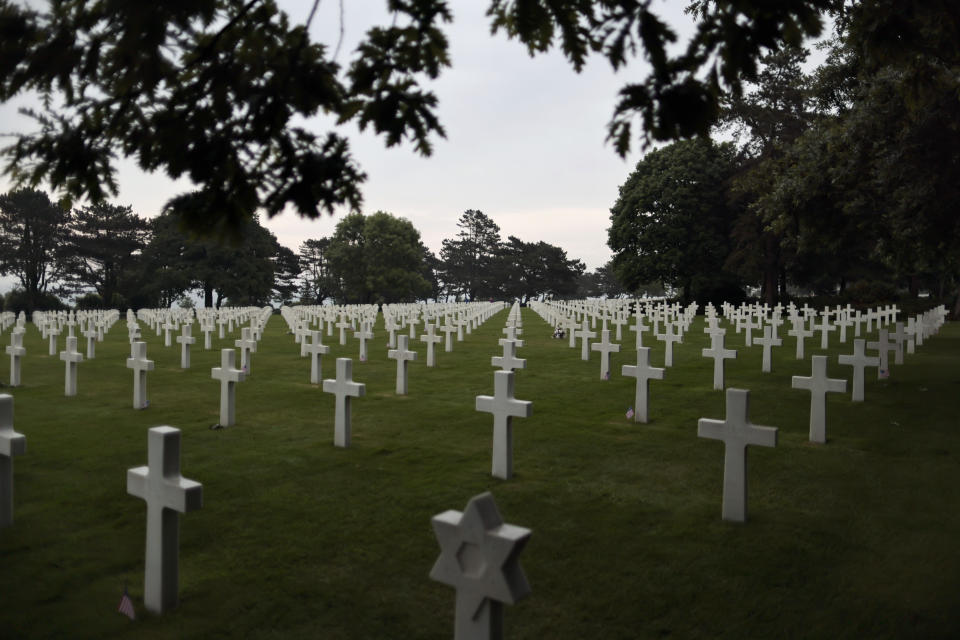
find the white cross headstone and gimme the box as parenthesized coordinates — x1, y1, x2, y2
(234, 327, 257, 374)
(867, 329, 895, 379)
(126, 426, 203, 614)
(47, 327, 59, 356)
(176, 325, 196, 369)
(6, 331, 25, 387)
(792, 355, 847, 444)
(323, 358, 366, 448)
(387, 335, 417, 395)
(697, 388, 778, 522)
(336, 317, 351, 345)
(889, 322, 907, 365)
(441, 322, 457, 352)
(163, 320, 175, 347)
(126, 341, 155, 410)
(788, 320, 813, 360)
(577, 320, 596, 361)
(657, 322, 681, 367)
(702, 332, 736, 390)
(355, 324, 374, 362)
(838, 339, 879, 402)
(202, 323, 214, 350)
(814, 313, 835, 349)
(629, 318, 650, 349)
(492, 340, 526, 372)
(305, 331, 331, 384)
(591, 329, 621, 379)
(430, 491, 531, 640)
(0, 395, 26, 527)
(753, 325, 781, 373)
(621, 347, 664, 423)
(476, 370, 532, 479)
(211, 349, 245, 427)
(59, 335, 83, 396)
(420, 324, 443, 368)
(83, 326, 97, 359)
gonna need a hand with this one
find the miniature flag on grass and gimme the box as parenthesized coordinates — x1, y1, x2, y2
(879, 368, 890, 379)
(118, 586, 136, 620)
(626, 407, 635, 420)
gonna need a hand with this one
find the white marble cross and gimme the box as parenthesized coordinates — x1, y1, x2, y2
(336, 316, 351, 345)
(176, 325, 196, 369)
(753, 325, 782, 373)
(629, 318, 650, 349)
(305, 331, 331, 384)
(791, 355, 846, 443)
(127, 426, 203, 614)
(163, 320, 175, 347)
(234, 327, 257, 374)
(59, 335, 84, 396)
(430, 491, 531, 640)
(476, 370, 532, 479)
(814, 313, 836, 349)
(837, 339, 879, 402)
(0, 395, 26, 528)
(83, 326, 97, 359)
(126, 341, 155, 410)
(211, 349, 245, 427)
(201, 323, 214, 350)
(657, 322, 681, 367)
(47, 327, 59, 356)
(591, 329, 621, 379)
(355, 324, 374, 362)
(788, 319, 814, 360)
(6, 331, 25, 387)
(701, 332, 736, 390)
(577, 320, 597, 361)
(492, 339, 526, 372)
(621, 347, 664, 423)
(420, 323, 443, 367)
(867, 329, 895, 379)
(387, 334, 418, 395)
(697, 388, 778, 522)
(441, 322, 457, 352)
(323, 358, 366, 448)
(889, 322, 907, 365)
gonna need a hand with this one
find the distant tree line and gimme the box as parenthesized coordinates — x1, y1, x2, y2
(608, 4, 960, 314)
(0, 193, 602, 312)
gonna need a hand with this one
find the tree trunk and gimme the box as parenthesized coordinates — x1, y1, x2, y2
(204, 282, 213, 308)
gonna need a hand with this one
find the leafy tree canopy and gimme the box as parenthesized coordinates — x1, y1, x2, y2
(1, 0, 834, 237)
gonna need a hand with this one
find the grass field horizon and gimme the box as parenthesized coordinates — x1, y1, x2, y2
(1, 306, 958, 638)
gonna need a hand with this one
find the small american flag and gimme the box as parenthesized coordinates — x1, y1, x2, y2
(626, 407, 635, 420)
(118, 586, 136, 620)
(604, 371, 610, 380)
(879, 368, 889, 379)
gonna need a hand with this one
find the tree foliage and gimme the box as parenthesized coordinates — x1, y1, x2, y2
(1, 0, 836, 236)
(0, 188, 70, 311)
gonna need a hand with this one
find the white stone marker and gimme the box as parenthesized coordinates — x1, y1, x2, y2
(387, 335, 418, 395)
(697, 388, 778, 522)
(420, 324, 443, 367)
(430, 491, 531, 640)
(838, 339, 879, 402)
(336, 317, 351, 345)
(6, 331, 25, 387)
(867, 329, 895, 379)
(702, 332, 736, 390)
(629, 318, 650, 349)
(127, 426, 203, 614)
(234, 327, 257, 374)
(753, 325, 782, 373)
(127, 341, 155, 409)
(441, 322, 457, 352)
(83, 326, 97, 359)
(305, 331, 331, 384)
(202, 324, 214, 350)
(476, 370, 532, 479)
(59, 335, 84, 396)
(788, 320, 813, 360)
(591, 329, 621, 379)
(176, 325, 196, 369)
(492, 340, 526, 372)
(356, 324, 374, 362)
(577, 320, 596, 361)
(814, 313, 836, 349)
(0, 394, 26, 527)
(48, 327, 59, 356)
(621, 347, 664, 423)
(211, 349, 245, 427)
(791, 355, 847, 444)
(657, 322, 681, 367)
(889, 322, 907, 365)
(323, 358, 366, 448)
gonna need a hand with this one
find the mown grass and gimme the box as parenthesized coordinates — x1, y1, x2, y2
(1, 308, 958, 639)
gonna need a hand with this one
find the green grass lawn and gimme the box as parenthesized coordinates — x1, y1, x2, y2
(1, 307, 958, 639)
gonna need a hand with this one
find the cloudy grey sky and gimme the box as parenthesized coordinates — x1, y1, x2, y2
(0, 1, 696, 272)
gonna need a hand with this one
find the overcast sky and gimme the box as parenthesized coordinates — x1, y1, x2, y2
(0, 1, 696, 274)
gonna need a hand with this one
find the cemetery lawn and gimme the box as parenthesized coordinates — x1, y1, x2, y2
(2, 309, 960, 639)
